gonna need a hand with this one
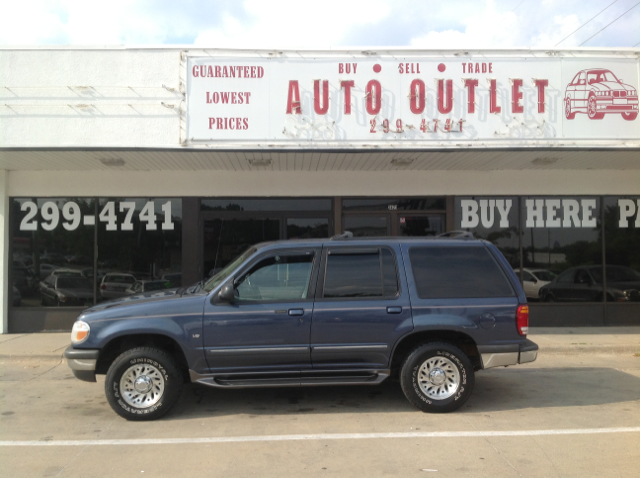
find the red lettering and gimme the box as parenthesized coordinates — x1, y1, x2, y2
(464, 79, 478, 114)
(229, 67, 236, 78)
(221, 92, 230, 103)
(489, 79, 501, 113)
(437, 79, 453, 114)
(215, 66, 221, 77)
(339, 63, 344, 74)
(245, 92, 251, 104)
(534, 79, 548, 113)
(244, 66, 249, 77)
(314, 80, 329, 115)
(512, 79, 523, 114)
(489, 63, 493, 73)
(209, 118, 215, 129)
(341, 80, 355, 115)
(206, 92, 211, 103)
(243, 118, 249, 129)
(286, 80, 302, 114)
(229, 118, 235, 130)
(353, 63, 357, 74)
(251, 66, 256, 78)
(238, 92, 244, 104)
(475, 64, 479, 74)
(398, 63, 404, 74)
(216, 118, 223, 129)
(193, 66, 200, 77)
(417, 64, 420, 74)
(207, 66, 214, 77)
(213, 92, 219, 103)
(366, 80, 382, 115)
(345, 63, 351, 74)
(481, 63, 486, 73)
(409, 79, 425, 114)
(222, 66, 228, 77)
(258, 67, 264, 78)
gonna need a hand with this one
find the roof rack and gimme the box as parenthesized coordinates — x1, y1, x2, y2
(435, 230, 474, 239)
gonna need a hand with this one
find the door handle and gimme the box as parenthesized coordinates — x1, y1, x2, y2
(386, 306, 402, 314)
(288, 309, 304, 316)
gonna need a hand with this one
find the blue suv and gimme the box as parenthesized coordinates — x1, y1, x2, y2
(65, 237, 538, 420)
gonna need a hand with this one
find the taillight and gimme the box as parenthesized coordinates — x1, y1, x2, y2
(516, 305, 529, 336)
(100, 284, 106, 290)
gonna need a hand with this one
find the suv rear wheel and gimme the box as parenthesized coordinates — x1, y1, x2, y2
(105, 347, 183, 421)
(400, 342, 474, 413)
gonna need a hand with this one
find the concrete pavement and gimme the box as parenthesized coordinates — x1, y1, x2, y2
(1, 328, 639, 360)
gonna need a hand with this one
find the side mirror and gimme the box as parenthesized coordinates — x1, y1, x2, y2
(217, 280, 235, 303)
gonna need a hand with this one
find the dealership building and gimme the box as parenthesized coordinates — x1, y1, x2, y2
(0, 46, 639, 333)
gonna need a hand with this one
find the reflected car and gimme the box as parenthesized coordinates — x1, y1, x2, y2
(51, 268, 84, 278)
(514, 268, 557, 300)
(124, 280, 173, 295)
(99, 273, 137, 299)
(39, 263, 60, 278)
(564, 69, 638, 121)
(39, 275, 93, 307)
(539, 265, 640, 302)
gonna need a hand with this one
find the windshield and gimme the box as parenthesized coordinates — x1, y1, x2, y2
(57, 278, 91, 289)
(203, 247, 256, 292)
(587, 70, 619, 84)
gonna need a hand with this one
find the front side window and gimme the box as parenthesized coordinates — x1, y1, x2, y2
(323, 248, 398, 299)
(235, 252, 315, 302)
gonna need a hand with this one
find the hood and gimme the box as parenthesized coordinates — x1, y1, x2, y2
(79, 288, 207, 322)
(57, 288, 93, 298)
(590, 81, 634, 92)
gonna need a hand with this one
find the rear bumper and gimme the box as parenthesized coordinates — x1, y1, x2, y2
(64, 346, 100, 382)
(478, 339, 538, 369)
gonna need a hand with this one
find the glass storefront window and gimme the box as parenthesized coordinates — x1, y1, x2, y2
(455, 197, 520, 267)
(399, 215, 444, 237)
(603, 197, 640, 303)
(11, 198, 96, 308)
(203, 218, 280, 277)
(286, 218, 329, 239)
(201, 198, 331, 212)
(342, 197, 446, 211)
(522, 197, 602, 303)
(343, 216, 388, 237)
(96, 198, 182, 301)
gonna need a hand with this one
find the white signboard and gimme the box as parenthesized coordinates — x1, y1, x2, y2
(185, 53, 639, 146)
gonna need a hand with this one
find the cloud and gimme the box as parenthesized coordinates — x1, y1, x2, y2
(194, 0, 391, 49)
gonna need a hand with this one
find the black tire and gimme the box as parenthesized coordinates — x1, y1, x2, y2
(400, 342, 474, 413)
(105, 347, 183, 421)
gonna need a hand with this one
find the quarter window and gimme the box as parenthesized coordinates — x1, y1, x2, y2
(409, 245, 515, 299)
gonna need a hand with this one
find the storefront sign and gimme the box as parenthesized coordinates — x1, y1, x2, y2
(460, 198, 640, 228)
(186, 53, 639, 145)
(19, 201, 175, 232)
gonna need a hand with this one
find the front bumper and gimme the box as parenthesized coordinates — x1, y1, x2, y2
(64, 346, 100, 382)
(478, 339, 538, 369)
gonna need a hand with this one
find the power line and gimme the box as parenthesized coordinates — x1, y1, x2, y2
(579, 1, 640, 46)
(511, 0, 526, 12)
(634, 40, 640, 46)
(555, 0, 620, 47)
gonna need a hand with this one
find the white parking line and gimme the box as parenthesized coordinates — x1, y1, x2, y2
(1, 426, 640, 447)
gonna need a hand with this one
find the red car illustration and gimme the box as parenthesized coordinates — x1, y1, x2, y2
(564, 69, 638, 121)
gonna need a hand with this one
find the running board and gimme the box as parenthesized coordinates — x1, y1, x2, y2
(188, 369, 390, 388)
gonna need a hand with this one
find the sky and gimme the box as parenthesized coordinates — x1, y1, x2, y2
(0, 0, 639, 49)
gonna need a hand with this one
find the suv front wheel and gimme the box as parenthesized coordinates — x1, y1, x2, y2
(400, 342, 474, 413)
(105, 347, 183, 421)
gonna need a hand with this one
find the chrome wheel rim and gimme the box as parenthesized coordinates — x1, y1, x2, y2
(418, 356, 460, 400)
(120, 363, 165, 408)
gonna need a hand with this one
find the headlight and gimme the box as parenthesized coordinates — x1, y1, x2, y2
(71, 320, 90, 344)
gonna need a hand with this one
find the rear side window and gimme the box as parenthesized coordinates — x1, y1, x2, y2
(323, 247, 399, 299)
(409, 245, 515, 299)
